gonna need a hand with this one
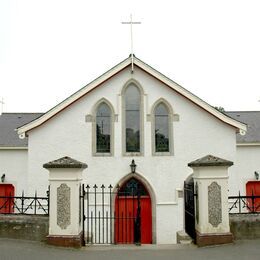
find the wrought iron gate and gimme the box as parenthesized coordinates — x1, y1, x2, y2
(81, 179, 143, 245)
(184, 179, 196, 242)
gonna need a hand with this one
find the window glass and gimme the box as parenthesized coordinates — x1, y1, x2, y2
(155, 103, 169, 152)
(125, 84, 140, 152)
(96, 103, 111, 153)
(118, 178, 148, 196)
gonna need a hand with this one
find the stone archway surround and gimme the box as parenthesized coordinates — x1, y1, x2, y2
(113, 172, 157, 244)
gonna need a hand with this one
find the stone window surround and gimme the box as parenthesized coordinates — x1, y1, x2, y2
(91, 98, 116, 157)
(121, 79, 145, 156)
(150, 98, 175, 156)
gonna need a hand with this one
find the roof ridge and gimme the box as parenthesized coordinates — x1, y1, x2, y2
(226, 111, 260, 113)
(1, 112, 44, 115)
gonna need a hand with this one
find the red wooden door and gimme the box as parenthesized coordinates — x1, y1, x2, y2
(0, 184, 15, 213)
(114, 177, 152, 244)
(115, 196, 152, 244)
(139, 197, 152, 243)
(246, 181, 260, 212)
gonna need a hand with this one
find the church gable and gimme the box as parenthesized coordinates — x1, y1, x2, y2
(17, 56, 246, 137)
(20, 62, 240, 167)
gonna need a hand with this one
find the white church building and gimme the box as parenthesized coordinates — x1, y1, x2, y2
(0, 55, 260, 244)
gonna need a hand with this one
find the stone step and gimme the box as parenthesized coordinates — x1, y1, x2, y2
(179, 239, 192, 245)
(176, 230, 193, 244)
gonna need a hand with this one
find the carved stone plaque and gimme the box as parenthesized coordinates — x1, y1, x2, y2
(57, 183, 71, 229)
(208, 182, 222, 227)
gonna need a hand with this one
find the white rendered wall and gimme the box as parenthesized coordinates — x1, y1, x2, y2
(27, 66, 237, 244)
(229, 145, 260, 195)
(0, 149, 28, 195)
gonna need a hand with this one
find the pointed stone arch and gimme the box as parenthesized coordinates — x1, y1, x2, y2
(121, 78, 145, 96)
(151, 98, 174, 115)
(92, 97, 116, 116)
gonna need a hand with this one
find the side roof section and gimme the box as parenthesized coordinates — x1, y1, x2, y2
(226, 111, 260, 144)
(0, 113, 43, 147)
(17, 56, 247, 136)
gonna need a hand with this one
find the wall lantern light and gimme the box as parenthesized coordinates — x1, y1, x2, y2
(254, 171, 259, 180)
(1, 174, 5, 183)
(130, 160, 137, 174)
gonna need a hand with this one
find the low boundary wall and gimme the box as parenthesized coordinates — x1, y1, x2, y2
(0, 214, 259, 243)
(0, 215, 49, 241)
(230, 214, 260, 239)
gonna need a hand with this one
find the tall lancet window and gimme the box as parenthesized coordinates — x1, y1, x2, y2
(125, 84, 141, 152)
(96, 102, 111, 153)
(155, 103, 169, 152)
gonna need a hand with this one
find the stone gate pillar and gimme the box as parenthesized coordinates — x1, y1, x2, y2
(188, 155, 233, 247)
(43, 156, 87, 247)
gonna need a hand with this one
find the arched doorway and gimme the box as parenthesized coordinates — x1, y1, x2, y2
(115, 177, 152, 244)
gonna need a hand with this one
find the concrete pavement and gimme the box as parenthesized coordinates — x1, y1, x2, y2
(0, 238, 260, 260)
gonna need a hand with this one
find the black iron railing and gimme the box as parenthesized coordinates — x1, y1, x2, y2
(81, 179, 146, 245)
(228, 192, 260, 214)
(0, 190, 49, 215)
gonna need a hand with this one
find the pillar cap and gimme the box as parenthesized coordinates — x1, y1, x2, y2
(188, 155, 233, 167)
(43, 156, 88, 169)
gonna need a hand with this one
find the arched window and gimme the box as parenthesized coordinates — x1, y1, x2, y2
(125, 84, 141, 153)
(96, 102, 111, 153)
(154, 102, 171, 153)
(155, 103, 169, 152)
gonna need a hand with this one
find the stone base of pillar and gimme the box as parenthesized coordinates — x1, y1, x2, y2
(46, 232, 84, 248)
(196, 230, 233, 247)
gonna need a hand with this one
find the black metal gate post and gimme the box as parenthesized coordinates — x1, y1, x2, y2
(134, 184, 141, 245)
(184, 179, 196, 242)
(81, 183, 86, 246)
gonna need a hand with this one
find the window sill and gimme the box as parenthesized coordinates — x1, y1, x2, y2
(153, 152, 173, 156)
(123, 152, 143, 157)
(93, 153, 113, 157)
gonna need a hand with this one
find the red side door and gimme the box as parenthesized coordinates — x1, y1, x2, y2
(0, 184, 15, 213)
(246, 181, 260, 212)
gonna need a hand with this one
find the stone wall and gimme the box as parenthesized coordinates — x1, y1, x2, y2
(0, 215, 48, 241)
(1, 214, 259, 243)
(230, 214, 260, 239)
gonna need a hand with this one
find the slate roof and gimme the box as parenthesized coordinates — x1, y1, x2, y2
(226, 111, 260, 143)
(1, 111, 259, 148)
(0, 113, 43, 147)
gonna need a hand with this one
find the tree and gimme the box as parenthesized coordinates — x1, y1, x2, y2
(214, 106, 225, 113)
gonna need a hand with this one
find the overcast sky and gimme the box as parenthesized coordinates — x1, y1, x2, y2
(1, 0, 260, 113)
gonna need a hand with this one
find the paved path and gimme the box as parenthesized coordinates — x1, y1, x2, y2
(0, 238, 260, 260)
